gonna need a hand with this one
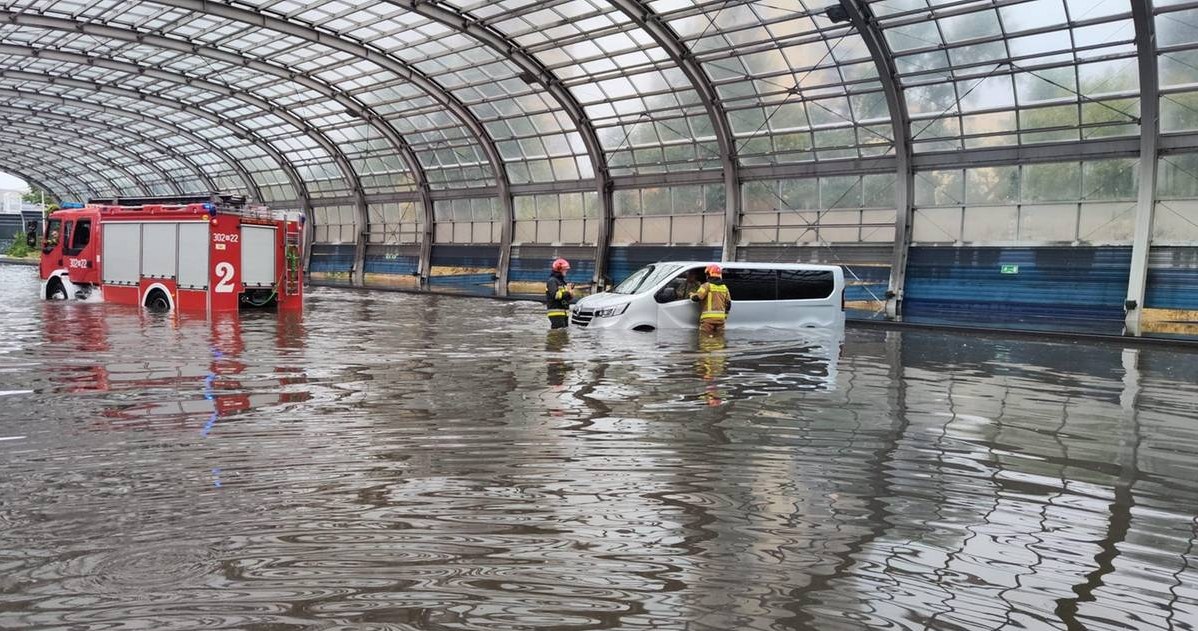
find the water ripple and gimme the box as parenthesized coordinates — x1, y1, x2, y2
(2, 265, 1198, 630)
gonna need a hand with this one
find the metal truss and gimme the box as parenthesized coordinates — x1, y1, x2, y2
(0, 104, 217, 192)
(2, 119, 182, 195)
(608, 0, 741, 262)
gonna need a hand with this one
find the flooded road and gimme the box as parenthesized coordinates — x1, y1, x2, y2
(1, 264, 1197, 630)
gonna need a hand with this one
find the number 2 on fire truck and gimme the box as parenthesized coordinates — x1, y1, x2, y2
(214, 262, 236, 293)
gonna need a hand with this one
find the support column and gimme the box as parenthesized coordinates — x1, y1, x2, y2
(494, 183, 515, 297)
(1125, 0, 1160, 336)
(594, 180, 615, 290)
(841, 0, 913, 317)
(351, 187, 370, 287)
(417, 184, 435, 290)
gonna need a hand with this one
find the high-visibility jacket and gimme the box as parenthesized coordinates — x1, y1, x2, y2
(546, 272, 572, 318)
(691, 280, 731, 322)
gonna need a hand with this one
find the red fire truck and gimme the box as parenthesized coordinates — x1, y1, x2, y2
(39, 193, 303, 313)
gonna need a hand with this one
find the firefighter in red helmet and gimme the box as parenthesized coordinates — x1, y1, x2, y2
(690, 263, 732, 335)
(546, 257, 574, 329)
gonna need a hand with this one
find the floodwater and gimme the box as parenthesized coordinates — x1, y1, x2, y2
(1, 265, 1197, 631)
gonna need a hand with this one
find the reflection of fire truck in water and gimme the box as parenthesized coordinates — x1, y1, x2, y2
(39, 193, 303, 314)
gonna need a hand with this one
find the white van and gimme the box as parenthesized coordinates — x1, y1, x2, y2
(570, 261, 845, 331)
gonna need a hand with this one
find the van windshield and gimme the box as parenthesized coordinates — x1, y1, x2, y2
(611, 264, 682, 295)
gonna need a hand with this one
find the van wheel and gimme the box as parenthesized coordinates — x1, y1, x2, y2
(144, 289, 171, 313)
(46, 278, 67, 301)
(633, 324, 656, 332)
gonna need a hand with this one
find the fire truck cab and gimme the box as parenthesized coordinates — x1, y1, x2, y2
(39, 193, 303, 313)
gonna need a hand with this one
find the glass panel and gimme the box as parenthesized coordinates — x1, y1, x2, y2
(1023, 163, 1081, 202)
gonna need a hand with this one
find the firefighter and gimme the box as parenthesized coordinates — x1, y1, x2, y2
(690, 263, 732, 335)
(546, 258, 574, 329)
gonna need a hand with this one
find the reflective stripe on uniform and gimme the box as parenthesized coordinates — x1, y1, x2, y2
(700, 283, 729, 322)
(547, 310, 569, 317)
(555, 288, 567, 300)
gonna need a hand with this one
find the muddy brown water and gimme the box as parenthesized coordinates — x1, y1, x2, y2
(1, 264, 1197, 630)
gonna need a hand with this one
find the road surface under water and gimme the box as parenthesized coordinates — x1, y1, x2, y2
(1, 264, 1197, 631)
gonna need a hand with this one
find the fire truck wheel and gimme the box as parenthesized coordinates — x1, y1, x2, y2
(144, 289, 171, 313)
(46, 278, 67, 301)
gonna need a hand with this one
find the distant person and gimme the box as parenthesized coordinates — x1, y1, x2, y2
(546, 258, 574, 329)
(690, 264, 731, 336)
(24, 221, 37, 247)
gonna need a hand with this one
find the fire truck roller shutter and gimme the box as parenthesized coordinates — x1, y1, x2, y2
(102, 223, 140, 285)
(141, 223, 178, 280)
(178, 223, 209, 290)
(241, 225, 276, 289)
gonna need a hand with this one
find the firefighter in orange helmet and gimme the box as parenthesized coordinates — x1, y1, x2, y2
(546, 257, 574, 329)
(690, 263, 732, 335)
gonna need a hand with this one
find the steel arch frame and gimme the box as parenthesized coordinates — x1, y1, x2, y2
(0, 165, 65, 205)
(0, 78, 308, 211)
(146, 0, 514, 293)
(0, 128, 150, 196)
(0, 50, 364, 283)
(387, 0, 613, 287)
(0, 138, 126, 197)
(609, 0, 742, 262)
(0, 11, 433, 282)
(1, 119, 182, 195)
(0, 149, 110, 200)
(0, 90, 264, 201)
(1125, 0, 1161, 334)
(841, 0, 914, 317)
(0, 66, 325, 205)
(0, 103, 218, 194)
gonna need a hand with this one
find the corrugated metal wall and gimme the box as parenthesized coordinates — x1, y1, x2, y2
(429, 244, 497, 295)
(309, 244, 355, 275)
(364, 244, 419, 276)
(905, 246, 1131, 322)
(1146, 247, 1198, 311)
(508, 245, 595, 298)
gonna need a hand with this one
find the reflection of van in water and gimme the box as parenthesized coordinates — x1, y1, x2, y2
(571, 262, 845, 331)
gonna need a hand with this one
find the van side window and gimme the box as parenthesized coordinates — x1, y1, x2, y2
(65, 219, 91, 255)
(722, 268, 776, 301)
(778, 269, 834, 300)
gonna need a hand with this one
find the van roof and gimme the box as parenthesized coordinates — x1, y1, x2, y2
(650, 261, 843, 272)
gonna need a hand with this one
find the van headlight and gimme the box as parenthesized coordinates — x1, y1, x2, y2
(595, 303, 629, 318)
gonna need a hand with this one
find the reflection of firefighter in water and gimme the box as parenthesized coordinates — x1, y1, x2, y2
(697, 333, 727, 406)
(545, 329, 569, 389)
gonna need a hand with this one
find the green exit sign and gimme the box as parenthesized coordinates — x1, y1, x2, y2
(1000, 264, 1020, 274)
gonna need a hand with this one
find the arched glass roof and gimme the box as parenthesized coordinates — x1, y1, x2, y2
(0, 1, 1189, 258)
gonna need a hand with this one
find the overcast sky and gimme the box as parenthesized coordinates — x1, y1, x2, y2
(0, 171, 27, 191)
